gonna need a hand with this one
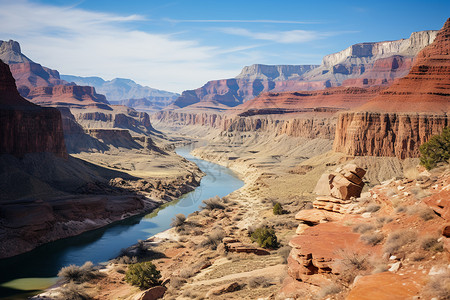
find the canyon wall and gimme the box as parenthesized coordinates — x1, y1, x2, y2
(0, 60, 67, 158)
(334, 18, 450, 159)
(333, 112, 448, 158)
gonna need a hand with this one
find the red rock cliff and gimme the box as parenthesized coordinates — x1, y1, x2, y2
(333, 18, 450, 158)
(0, 60, 67, 158)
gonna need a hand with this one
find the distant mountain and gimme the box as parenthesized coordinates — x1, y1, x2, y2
(173, 29, 438, 109)
(61, 75, 179, 111)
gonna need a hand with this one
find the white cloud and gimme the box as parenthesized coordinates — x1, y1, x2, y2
(0, 0, 243, 92)
(219, 28, 322, 44)
(164, 18, 320, 24)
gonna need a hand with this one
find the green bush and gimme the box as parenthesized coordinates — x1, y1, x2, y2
(251, 226, 279, 249)
(273, 202, 284, 215)
(420, 127, 450, 170)
(125, 261, 161, 289)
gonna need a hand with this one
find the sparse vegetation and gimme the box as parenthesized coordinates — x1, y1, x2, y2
(376, 216, 393, 225)
(250, 226, 279, 249)
(202, 196, 225, 210)
(421, 235, 444, 252)
(423, 271, 450, 300)
(58, 261, 102, 283)
(407, 205, 436, 221)
(199, 229, 224, 250)
(360, 233, 384, 246)
(277, 246, 292, 264)
(171, 213, 186, 227)
(248, 276, 272, 288)
(419, 127, 450, 170)
(272, 202, 285, 215)
(59, 282, 92, 300)
(365, 204, 381, 213)
(336, 250, 371, 284)
(352, 223, 375, 234)
(315, 283, 341, 299)
(383, 229, 417, 254)
(125, 261, 161, 289)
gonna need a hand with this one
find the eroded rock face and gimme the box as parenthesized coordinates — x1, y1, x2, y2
(333, 19, 450, 159)
(333, 112, 449, 158)
(0, 60, 67, 158)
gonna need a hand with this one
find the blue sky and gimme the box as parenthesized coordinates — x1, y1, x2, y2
(0, 0, 448, 92)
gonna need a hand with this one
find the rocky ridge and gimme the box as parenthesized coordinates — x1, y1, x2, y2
(334, 18, 450, 158)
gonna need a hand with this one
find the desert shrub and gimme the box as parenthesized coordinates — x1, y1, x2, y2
(422, 271, 450, 300)
(395, 205, 407, 213)
(202, 196, 225, 210)
(199, 229, 224, 250)
(59, 283, 91, 300)
(125, 261, 161, 289)
(273, 202, 284, 215)
(407, 206, 436, 221)
(251, 226, 279, 249)
(170, 277, 186, 289)
(58, 261, 101, 283)
(179, 268, 196, 279)
(115, 255, 137, 265)
(352, 223, 375, 234)
(419, 127, 450, 170)
(365, 204, 381, 213)
(248, 276, 272, 288)
(421, 236, 444, 252)
(277, 246, 292, 264)
(383, 230, 417, 254)
(336, 250, 370, 284)
(171, 214, 186, 227)
(315, 283, 341, 299)
(376, 216, 393, 225)
(360, 233, 384, 246)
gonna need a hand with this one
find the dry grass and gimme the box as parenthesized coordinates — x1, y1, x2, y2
(406, 205, 436, 221)
(420, 235, 444, 252)
(171, 213, 186, 227)
(423, 271, 450, 300)
(352, 223, 375, 234)
(360, 233, 384, 246)
(277, 246, 292, 264)
(58, 262, 103, 283)
(336, 250, 371, 284)
(376, 216, 393, 225)
(247, 276, 272, 288)
(383, 229, 417, 254)
(315, 283, 341, 299)
(202, 196, 225, 210)
(59, 282, 92, 300)
(365, 204, 381, 213)
(199, 229, 225, 250)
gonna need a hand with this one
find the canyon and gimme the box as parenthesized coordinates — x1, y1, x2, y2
(0, 12, 449, 300)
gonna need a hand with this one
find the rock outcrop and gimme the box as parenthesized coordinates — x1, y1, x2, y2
(0, 59, 67, 158)
(334, 18, 450, 158)
(235, 64, 318, 81)
(27, 85, 110, 108)
(171, 29, 436, 109)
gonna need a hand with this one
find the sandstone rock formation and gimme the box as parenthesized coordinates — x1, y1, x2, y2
(27, 85, 110, 108)
(171, 29, 436, 109)
(0, 59, 67, 158)
(334, 18, 450, 158)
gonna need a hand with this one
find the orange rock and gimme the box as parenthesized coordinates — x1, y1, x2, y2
(346, 272, 423, 300)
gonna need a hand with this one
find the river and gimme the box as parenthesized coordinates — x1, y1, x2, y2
(0, 144, 244, 299)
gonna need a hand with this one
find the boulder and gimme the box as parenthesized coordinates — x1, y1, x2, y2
(330, 173, 364, 200)
(135, 286, 166, 300)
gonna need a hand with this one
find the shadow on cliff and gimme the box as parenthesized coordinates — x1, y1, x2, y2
(0, 152, 140, 201)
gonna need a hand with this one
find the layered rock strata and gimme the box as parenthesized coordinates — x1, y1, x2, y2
(334, 18, 450, 158)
